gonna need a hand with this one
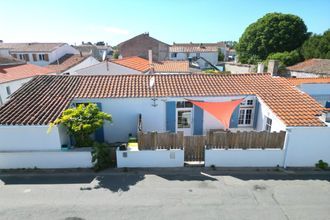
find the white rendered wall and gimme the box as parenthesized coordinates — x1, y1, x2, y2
(170, 52, 218, 66)
(0, 151, 92, 169)
(74, 62, 141, 75)
(116, 149, 184, 168)
(74, 96, 249, 143)
(205, 149, 284, 167)
(224, 63, 255, 74)
(285, 127, 330, 167)
(0, 125, 62, 151)
(0, 77, 33, 105)
(256, 97, 286, 132)
(63, 56, 100, 75)
(290, 71, 320, 78)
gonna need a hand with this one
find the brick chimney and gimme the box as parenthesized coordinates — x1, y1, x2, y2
(257, 63, 264, 73)
(268, 60, 279, 76)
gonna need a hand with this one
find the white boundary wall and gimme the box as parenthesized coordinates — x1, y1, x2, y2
(116, 149, 184, 168)
(0, 125, 63, 151)
(0, 151, 92, 169)
(284, 127, 330, 167)
(205, 149, 284, 167)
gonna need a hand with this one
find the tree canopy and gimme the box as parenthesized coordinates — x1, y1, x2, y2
(49, 103, 112, 147)
(236, 13, 309, 64)
(301, 29, 330, 59)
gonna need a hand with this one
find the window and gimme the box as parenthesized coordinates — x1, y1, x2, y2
(265, 117, 272, 132)
(238, 109, 253, 125)
(177, 110, 191, 128)
(176, 101, 193, 108)
(171, 53, 177, 58)
(0, 95, 3, 105)
(240, 99, 254, 107)
(196, 52, 200, 58)
(39, 54, 46, 60)
(6, 86, 11, 96)
(19, 54, 29, 61)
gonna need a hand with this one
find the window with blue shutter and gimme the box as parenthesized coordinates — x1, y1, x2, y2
(166, 101, 176, 132)
(253, 99, 260, 129)
(193, 105, 203, 135)
(95, 102, 104, 142)
(229, 105, 240, 128)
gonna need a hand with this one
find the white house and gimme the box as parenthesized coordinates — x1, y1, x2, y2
(169, 43, 222, 69)
(287, 59, 330, 78)
(47, 54, 100, 75)
(0, 73, 329, 168)
(0, 42, 79, 66)
(75, 56, 190, 75)
(0, 55, 53, 105)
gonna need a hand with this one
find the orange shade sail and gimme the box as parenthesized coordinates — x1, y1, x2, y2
(190, 98, 244, 129)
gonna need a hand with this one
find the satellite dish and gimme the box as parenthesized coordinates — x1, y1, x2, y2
(102, 51, 106, 61)
(149, 76, 155, 89)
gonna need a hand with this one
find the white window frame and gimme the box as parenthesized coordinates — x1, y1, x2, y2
(39, 54, 46, 61)
(265, 117, 272, 132)
(238, 99, 255, 127)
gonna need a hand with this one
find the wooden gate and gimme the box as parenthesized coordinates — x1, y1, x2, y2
(184, 136, 206, 162)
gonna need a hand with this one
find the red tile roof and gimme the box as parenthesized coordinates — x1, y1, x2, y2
(47, 54, 90, 73)
(287, 77, 330, 86)
(0, 74, 324, 127)
(0, 63, 54, 84)
(0, 43, 66, 52)
(287, 59, 330, 75)
(111, 57, 190, 73)
(111, 56, 150, 72)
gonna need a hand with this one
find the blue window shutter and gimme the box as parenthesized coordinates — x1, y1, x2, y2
(253, 99, 260, 129)
(229, 105, 240, 128)
(95, 102, 104, 142)
(325, 101, 330, 108)
(193, 105, 203, 135)
(166, 101, 176, 132)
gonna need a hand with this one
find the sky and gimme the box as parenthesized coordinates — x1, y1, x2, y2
(1, 0, 329, 46)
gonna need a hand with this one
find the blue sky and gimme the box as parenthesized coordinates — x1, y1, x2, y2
(1, 0, 329, 45)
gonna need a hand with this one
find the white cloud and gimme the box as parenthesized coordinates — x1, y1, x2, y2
(103, 26, 129, 35)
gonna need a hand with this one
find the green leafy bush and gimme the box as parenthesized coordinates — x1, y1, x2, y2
(49, 103, 112, 147)
(315, 160, 328, 170)
(91, 142, 112, 171)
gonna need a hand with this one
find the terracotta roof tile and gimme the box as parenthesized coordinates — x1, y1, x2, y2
(0, 74, 325, 127)
(287, 59, 330, 75)
(287, 77, 330, 86)
(0, 63, 54, 84)
(47, 54, 89, 73)
(111, 56, 150, 72)
(170, 44, 218, 53)
(0, 43, 66, 52)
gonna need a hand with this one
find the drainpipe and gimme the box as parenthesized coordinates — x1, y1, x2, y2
(282, 128, 292, 169)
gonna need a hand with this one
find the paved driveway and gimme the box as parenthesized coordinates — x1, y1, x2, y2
(0, 168, 329, 220)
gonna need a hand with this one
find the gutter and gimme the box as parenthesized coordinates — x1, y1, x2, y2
(282, 128, 292, 168)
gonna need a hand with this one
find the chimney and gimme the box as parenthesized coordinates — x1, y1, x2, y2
(268, 60, 279, 76)
(148, 49, 154, 73)
(257, 63, 264, 73)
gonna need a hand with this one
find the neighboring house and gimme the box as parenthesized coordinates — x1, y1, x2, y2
(47, 54, 100, 75)
(0, 57, 53, 105)
(75, 56, 190, 75)
(0, 73, 326, 145)
(117, 33, 169, 61)
(223, 62, 255, 74)
(169, 43, 222, 69)
(74, 44, 113, 61)
(0, 42, 79, 66)
(287, 77, 330, 107)
(287, 59, 330, 78)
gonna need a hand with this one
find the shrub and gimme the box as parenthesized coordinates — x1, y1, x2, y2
(315, 160, 328, 170)
(91, 142, 112, 171)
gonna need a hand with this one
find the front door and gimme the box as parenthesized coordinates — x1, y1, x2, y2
(176, 109, 192, 136)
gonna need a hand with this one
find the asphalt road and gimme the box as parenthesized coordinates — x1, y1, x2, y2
(0, 168, 329, 220)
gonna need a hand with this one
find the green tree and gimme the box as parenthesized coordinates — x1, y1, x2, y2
(218, 49, 225, 61)
(113, 50, 119, 59)
(266, 50, 303, 67)
(302, 29, 330, 59)
(49, 103, 112, 147)
(236, 13, 308, 64)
